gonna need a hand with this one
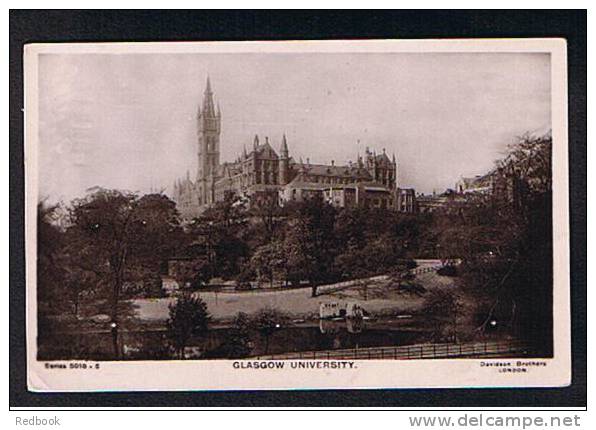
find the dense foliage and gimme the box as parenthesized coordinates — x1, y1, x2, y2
(167, 293, 211, 358)
(434, 133, 553, 348)
(37, 132, 553, 357)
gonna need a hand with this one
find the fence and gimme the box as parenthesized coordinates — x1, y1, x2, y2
(317, 264, 444, 296)
(253, 339, 532, 360)
(410, 265, 442, 275)
(317, 274, 388, 295)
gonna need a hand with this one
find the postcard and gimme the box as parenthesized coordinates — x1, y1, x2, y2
(24, 38, 570, 391)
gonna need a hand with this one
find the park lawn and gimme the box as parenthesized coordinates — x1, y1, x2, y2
(131, 263, 460, 324)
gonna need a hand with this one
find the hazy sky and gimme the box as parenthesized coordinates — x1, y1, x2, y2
(38, 52, 551, 202)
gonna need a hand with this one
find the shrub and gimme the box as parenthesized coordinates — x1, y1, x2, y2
(166, 293, 210, 358)
(437, 264, 458, 277)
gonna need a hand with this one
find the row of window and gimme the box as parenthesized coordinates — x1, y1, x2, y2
(304, 175, 356, 185)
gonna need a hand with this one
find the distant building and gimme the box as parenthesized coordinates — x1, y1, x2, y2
(417, 165, 525, 215)
(416, 193, 451, 213)
(281, 152, 398, 210)
(455, 167, 525, 206)
(173, 77, 399, 218)
(455, 174, 494, 195)
(396, 188, 417, 213)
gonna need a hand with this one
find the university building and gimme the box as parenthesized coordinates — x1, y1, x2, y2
(172, 78, 400, 219)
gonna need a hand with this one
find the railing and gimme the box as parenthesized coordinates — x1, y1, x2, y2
(317, 265, 443, 296)
(410, 265, 442, 275)
(317, 275, 388, 295)
(253, 340, 532, 360)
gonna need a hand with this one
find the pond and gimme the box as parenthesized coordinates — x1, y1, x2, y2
(37, 320, 431, 361)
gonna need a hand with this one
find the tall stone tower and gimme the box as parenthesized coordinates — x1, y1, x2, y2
(197, 76, 221, 205)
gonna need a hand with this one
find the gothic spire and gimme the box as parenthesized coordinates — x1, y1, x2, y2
(202, 76, 216, 117)
(205, 75, 212, 95)
(281, 133, 289, 157)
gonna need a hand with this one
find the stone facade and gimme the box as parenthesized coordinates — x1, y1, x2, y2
(455, 168, 523, 205)
(173, 78, 399, 219)
(455, 174, 494, 195)
(416, 193, 451, 213)
(396, 188, 417, 213)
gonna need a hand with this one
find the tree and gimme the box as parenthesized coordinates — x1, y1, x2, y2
(499, 131, 552, 195)
(37, 201, 85, 339)
(62, 267, 99, 318)
(387, 259, 419, 287)
(250, 189, 283, 243)
(285, 198, 337, 297)
(283, 227, 314, 287)
(333, 242, 367, 280)
(333, 207, 423, 278)
(228, 312, 253, 357)
(166, 293, 210, 358)
(213, 234, 250, 278)
(202, 193, 247, 230)
(434, 132, 553, 350)
(190, 194, 249, 278)
(170, 257, 212, 290)
(251, 307, 288, 355)
(66, 189, 182, 357)
(225, 312, 253, 358)
(422, 289, 462, 342)
(250, 240, 286, 287)
(201, 311, 253, 359)
(37, 202, 67, 314)
(333, 207, 368, 250)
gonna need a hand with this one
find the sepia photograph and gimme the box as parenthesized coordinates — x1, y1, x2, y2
(24, 39, 571, 391)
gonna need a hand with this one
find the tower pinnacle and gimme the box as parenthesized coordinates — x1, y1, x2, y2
(205, 75, 212, 95)
(197, 75, 221, 197)
(281, 134, 289, 157)
(202, 76, 216, 117)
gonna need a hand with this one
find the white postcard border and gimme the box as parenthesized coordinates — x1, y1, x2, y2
(24, 38, 571, 392)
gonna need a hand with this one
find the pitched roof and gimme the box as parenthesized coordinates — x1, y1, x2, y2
(244, 141, 279, 159)
(284, 177, 390, 192)
(292, 162, 372, 180)
(375, 152, 392, 166)
(283, 179, 328, 190)
(460, 173, 493, 189)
